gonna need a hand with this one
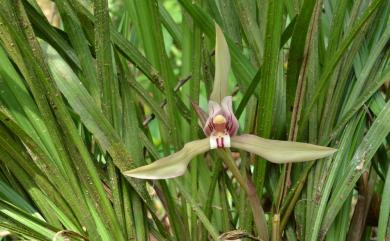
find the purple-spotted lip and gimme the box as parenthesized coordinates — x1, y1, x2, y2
(209, 133, 231, 149)
(203, 96, 239, 137)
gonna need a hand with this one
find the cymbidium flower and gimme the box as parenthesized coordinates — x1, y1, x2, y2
(124, 25, 336, 180)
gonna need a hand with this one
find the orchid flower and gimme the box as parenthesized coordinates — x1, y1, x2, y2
(124, 25, 336, 180)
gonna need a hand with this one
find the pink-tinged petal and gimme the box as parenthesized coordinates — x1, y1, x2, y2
(203, 119, 214, 136)
(203, 101, 223, 136)
(231, 134, 337, 163)
(124, 138, 210, 179)
(221, 96, 239, 136)
(208, 100, 222, 117)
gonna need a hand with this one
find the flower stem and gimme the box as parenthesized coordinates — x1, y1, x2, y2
(217, 150, 269, 241)
(272, 214, 280, 241)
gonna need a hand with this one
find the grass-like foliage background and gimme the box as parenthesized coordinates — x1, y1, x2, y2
(0, 0, 389, 240)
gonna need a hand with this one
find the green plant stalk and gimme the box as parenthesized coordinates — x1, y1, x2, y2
(0, 131, 77, 228)
(119, 51, 152, 240)
(121, 181, 135, 240)
(219, 175, 232, 232)
(0, 108, 83, 230)
(217, 0, 242, 45)
(386, 219, 390, 240)
(334, 193, 353, 240)
(125, 78, 171, 128)
(0, 9, 72, 171)
(41, 21, 159, 216)
(326, 66, 390, 143)
(341, 28, 390, 118)
(190, 16, 202, 241)
(121, 61, 177, 241)
(177, 0, 257, 87)
(307, 113, 364, 241)
(318, 0, 365, 140)
(280, 162, 312, 230)
(107, 162, 125, 232)
(272, 214, 280, 241)
(218, 150, 269, 241)
(202, 156, 223, 240)
(95, 0, 128, 236)
(238, 153, 253, 233)
(305, 26, 320, 239)
(159, 3, 182, 49)
(139, 126, 189, 241)
(64, 0, 175, 109)
(238, 97, 258, 232)
(54, 0, 100, 106)
(174, 180, 220, 241)
(254, 0, 283, 200)
(0, 218, 52, 241)
(300, 0, 385, 125)
(280, 0, 323, 213)
(285, 0, 317, 119)
(318, 100, 390, 240)
(0, 5, 103, 240)
(324, 0, 349, 59)
(0, 199, 57, 240)
(3, 3, 126, 240)
(236, 68, 262, 119)
(23, 0, 80, 70)
(132, 0, 181, 148)
(94, 0, 122, 129)
(180, 12, 193, 115)
(130, 191, 148, 241)
(234, 0, 263, 64)
(0, 147, 61, 228)
(378, 156, 390, 240)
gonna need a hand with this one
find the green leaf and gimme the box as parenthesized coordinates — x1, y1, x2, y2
(0, 199, 57, 240)
(234, 0, 263, 64)
(285, 0, 316, 117)
(319, 99, 390, 240)
(55, 0, 100, 105)
(301, 0, 386, 124)
(178, 0, 256, 87)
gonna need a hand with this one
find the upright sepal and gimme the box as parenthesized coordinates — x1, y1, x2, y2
(210, 23, 231, 103)
(221, 96, 238, 136)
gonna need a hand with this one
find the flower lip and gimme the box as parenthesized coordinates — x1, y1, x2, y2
(203, 96, 239, 137)
(210, 133, 231, 149)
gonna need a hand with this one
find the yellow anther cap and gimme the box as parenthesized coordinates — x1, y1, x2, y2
(213, 114, 226, 124)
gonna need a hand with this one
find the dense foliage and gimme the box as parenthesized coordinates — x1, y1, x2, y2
(0, 0, 389, 240)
